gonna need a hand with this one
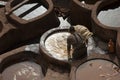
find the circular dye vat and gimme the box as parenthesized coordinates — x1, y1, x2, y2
(75, 59, 120, 80)
(2, 61, 43, 80)
(45, 32, 70, 60)
(91, 0, 119, 42)
(39, 27, 71, 68)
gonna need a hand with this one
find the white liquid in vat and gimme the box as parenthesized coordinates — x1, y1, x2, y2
(0, 1, 7, 6)
(13, 3, 47, 20)
(45, 32, 70, 61)
(98, 6, 120, 27)
(2, 61, 43, 80)
(76, 59, 120, 80)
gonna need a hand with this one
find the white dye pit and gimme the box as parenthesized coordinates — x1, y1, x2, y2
(45, 32, 70, 61)
(0, 1, 7, 6)
(97, 6, 120, 27)
(76, 59, 120, 80)
(2, 61, 43, 80)
(13, 3, 47, 20)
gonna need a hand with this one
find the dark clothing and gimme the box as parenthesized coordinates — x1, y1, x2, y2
(67, 32, 87, 60)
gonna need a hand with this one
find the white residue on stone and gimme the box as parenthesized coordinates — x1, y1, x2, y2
(97, 6, 120, 27)
(58, 17, 71, 28)
(25, 44, 39, 53)
(87, 37, 107, 55)
(45, 32, 70, 61)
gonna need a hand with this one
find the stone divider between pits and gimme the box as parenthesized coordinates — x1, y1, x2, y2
(70, 53, 120, 80)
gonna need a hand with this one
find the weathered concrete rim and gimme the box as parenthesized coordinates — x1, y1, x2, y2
(5, 0, 54, 24)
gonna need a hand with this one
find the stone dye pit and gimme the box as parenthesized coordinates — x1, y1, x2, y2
(45, 32, 70, 60)
(75, 59, 120, 80)
(98, 6, 120, 27)
(91, 0, 120, 42)
(2, 61, 43, 80)
(69, 0, 101, 30)
(0, 0, 60, 53)
(39, 28, 71, 68)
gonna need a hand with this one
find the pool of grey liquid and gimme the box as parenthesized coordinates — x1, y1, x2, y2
(76, 59, 120, 80)
(2, 61, 43, 80)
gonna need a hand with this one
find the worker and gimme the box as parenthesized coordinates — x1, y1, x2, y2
(67, 26, 87, 61)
